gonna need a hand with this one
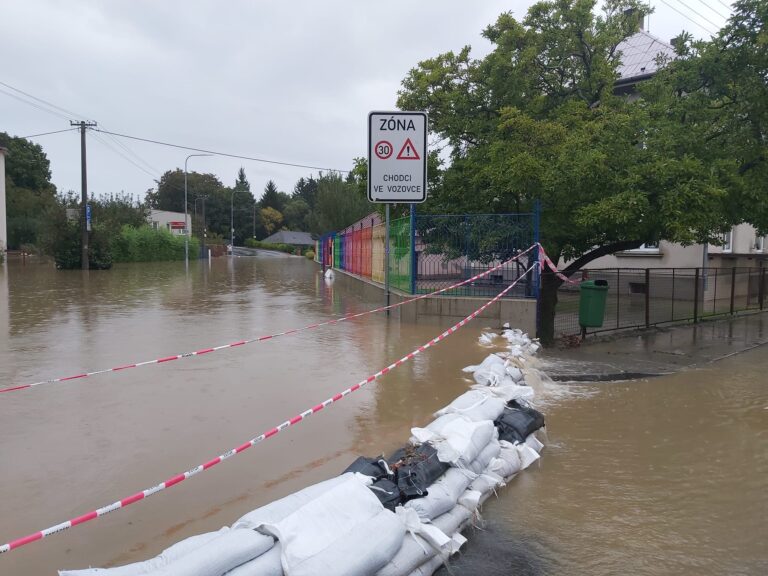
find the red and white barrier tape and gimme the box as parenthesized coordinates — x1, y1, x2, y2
(536, 244, 578, 284)
(0, 245, 537, 395)
(0, 265, 535, 555)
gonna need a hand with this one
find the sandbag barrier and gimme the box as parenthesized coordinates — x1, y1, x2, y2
(57, 329, 545, 576)
(0, 246, 537, 395)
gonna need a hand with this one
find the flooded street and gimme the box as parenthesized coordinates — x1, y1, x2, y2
(1, 256, 766, 575)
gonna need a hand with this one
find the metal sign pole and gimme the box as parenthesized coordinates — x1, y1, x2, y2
(385, 203, 391, 316)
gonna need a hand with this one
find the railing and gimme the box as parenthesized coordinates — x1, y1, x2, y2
(315, 212, 538, 298)
(552, 266, 767, 337)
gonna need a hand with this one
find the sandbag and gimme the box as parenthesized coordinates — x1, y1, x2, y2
(234, 473, 358, 529)
(139, 528, 271, 576)
(434, 390, 506, 423)
(375, 504, 472, 576)
(468, 472, 504, 500)
(58, 528, 237, 576)
(369, 478, 402, 511)
(411, 415, 495, 467)
(258, 475, 404, 576)
(388, 444, 449, 502)
(471, 383, 534, 403)
(404, 468, 475, 521)
(526, 432, 545, 453)
(342, 456, 391, 481)
(466, 436, 500, 475)
(494, 401, 545, 444)
(226, 543, 283, 576)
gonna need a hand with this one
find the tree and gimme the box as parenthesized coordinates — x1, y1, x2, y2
(292, 176, 318, 208)
(259, 180, 286, 212)
(147, 169, 225, 214)
(310, 172, 371, 234)
(234, 167, 250, 192)
(260, 206, 283, 236)
(0, 132, 58, 249)
(397, 0, 766, 344)
(283, 198, 311, 231)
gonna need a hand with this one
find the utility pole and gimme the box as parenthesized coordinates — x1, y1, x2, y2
(71, 120, 97, 270)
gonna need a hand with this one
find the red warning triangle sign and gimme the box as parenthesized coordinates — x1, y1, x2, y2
(396, 138, 421, 160)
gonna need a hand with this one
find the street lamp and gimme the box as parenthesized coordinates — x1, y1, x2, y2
(252, 200, 258, 239)
(230, 189, 248, 255)
(184, 153, 212, 269)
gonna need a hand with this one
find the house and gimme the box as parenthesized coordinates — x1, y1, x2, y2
(582, 25, 768, 271)
(262, 230, 314, 248)
(147, 209, 188, 236)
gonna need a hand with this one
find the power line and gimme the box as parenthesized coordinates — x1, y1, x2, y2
(714, 0, 731, 11)
(0, 80, 92, 121)
(0, 87, 73, 121)
(670, 0, 724, 31)
(100, 128, 160, 176)
(692, 0, 730, 19)
(658, 0, 717, 35)
(90, 131, 159, 180)
(21, 128, 79, 139)
(92, 128, 350, 174)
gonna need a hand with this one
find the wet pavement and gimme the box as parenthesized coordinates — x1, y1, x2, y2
(541, 313, 768, 381)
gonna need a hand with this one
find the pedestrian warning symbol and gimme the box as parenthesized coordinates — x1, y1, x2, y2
(396, 138, 420, 160)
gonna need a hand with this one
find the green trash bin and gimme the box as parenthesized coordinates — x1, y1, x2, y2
(579, 279, 609, 328)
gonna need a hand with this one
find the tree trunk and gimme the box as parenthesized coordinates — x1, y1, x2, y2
(538, 270, 563, 347)
(537, 240, 643, 346)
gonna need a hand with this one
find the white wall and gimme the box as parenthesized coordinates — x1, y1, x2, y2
(147, 209, 188, 236)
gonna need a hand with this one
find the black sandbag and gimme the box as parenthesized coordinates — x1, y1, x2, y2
(368, 478, 402, 511)
(494, 400, 545, 444)
(342, 456, 391, 481)
(388, 444, 450, 502)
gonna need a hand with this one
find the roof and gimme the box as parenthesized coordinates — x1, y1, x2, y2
(615, 29, 675, 82)
(262, 230, 315, 245)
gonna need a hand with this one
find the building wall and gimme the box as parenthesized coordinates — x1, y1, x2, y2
(0, 148, 7, 252)
(148, 209, 188, 236)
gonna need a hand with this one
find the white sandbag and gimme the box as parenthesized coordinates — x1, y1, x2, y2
(518, 443, 541, 470)
(404, 467, 475, 521)
(225, 543, 283, 576)
(526, 432, 545, 453)
(434, 390, 506, 422)
(477, 332, 496, 346)
(234, 473, 360, 529)
(411, 414, 495, 467)
(405, 531, 467, 576)
(148, 528, 272, 576)
(505, 365, 523, 382)
(466, 436, 500, 475)
(258, 475, 403, 576)
(471, 383, 534, 403)
(376, 504, 473, 576)
(462, 353, 504, 374)
(59, 528, 231, 576)
(468, 471, 504, 500)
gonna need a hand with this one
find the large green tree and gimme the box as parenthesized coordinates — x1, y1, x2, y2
(397, 0, 766, 343)
(0, 132, 58, 249)
(310, 172, 371, 234)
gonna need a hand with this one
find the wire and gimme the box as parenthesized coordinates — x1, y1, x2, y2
(0, 87, 73, 121)
(100, 128, 160, 176)
(90, 131, 159, 180)
(670, 0, 724, 31)
(93, 128, 350, 174)
(658, 0, 718, 35)
(692, 0, 730, 19)
(0, 80, 92, 121)
(21, 128, 79, 139)
(714, 0, 731, 11)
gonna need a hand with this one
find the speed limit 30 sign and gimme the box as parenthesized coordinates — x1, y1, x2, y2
(368, 111, 427, 203)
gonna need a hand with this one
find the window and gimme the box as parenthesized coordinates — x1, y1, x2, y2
(152, 221, 159, 230)
(754, 235, 765, 252)
(630, 242, 660, 252)
(721, 230, 732, 252)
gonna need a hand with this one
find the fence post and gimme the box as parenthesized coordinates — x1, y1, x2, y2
(693, 268, 700, 323)
(385, 204, 390, 315)
(730, 267, 737, 314)
(616, 269, 620, 329)
(410, 205, 416, 295)
(645, 268, 650, 328)
(760, 267, 766, 310)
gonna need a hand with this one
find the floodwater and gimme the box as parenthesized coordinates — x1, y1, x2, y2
(0, 255, 766, 575)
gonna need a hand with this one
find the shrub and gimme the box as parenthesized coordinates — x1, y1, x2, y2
(244, 238, 302, 255)
(111, 226, 199, 262)
(304, 250, 315, 260)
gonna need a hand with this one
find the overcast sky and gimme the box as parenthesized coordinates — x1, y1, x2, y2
(1, 1, 732, 203)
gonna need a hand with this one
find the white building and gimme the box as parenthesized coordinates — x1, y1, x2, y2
(147, 209, 188, 236)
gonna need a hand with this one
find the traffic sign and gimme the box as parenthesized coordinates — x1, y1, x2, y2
(368, 111, 427, 203)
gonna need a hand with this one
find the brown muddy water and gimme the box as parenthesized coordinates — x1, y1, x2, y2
(0, 255, 766, 575)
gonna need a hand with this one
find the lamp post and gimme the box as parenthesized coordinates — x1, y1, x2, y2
(252, 201, 258, 239)
(184, 153, 212, 269)
(230, 189, 247, 255)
